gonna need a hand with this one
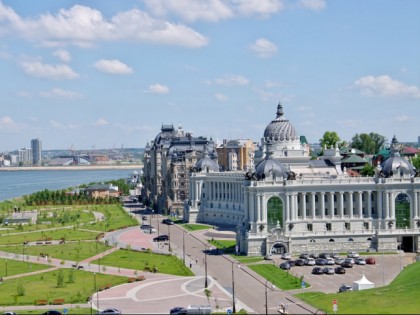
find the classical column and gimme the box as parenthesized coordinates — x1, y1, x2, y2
(319, 192, 325, 219)
(256, 194, 261, 222)
(357, 192, 363, 218)
(377, 190, 383, 220)
(366, 192, 372, 218)
(329, 192, 335, 219)
(285, 193, 290, 222)
(414, 190, 419, 218)
(338, 192, 344, 219)
(348, 192, 354, 219)
(261, 195, 266, 222)
(384, 192, 390, 219)
(311, 192, 316, 219)
(389, 192, 395, 220)
(302, 193, 307, 220)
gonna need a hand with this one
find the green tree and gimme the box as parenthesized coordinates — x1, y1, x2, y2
(412, 154, 420, 170)
(360, 163, 375, 177)
(319, 131, 342, 149)
(351, 132, 386, 154)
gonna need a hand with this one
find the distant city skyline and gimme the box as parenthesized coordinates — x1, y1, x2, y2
(0, 0, 419, 151)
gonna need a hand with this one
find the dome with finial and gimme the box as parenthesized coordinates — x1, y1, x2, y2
(263, 102, 299, 142)
(381, 135, 416, 177)
(195, 147, 219, 172)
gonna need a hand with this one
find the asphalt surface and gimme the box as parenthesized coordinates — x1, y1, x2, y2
(0, 203, 415, 314)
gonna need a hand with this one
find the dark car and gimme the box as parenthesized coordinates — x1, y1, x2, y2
(295, 259, 305, 266)
(162, 218, 174, 225)
(312, 267, 324, 275)
(96, 309, 122, 315)
(335, 266, 346, 274)
(153, 234, 169, 242)
(42, 311, 62, 315)
(279, 262, 291, 270)
(310, 253, 319, 259)
(288, 260, 297, 267)
(299, 253, 310, 259)
(366, 257, 376, 265)
(170, 307, 188, 315)
(338, 285, 353, 293)
(341, 261, 353, 268)
(319, 253, 330, 259)
(316, 258, 327, 266)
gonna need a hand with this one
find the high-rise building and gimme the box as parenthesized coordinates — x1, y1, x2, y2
(31, 138, 42, 165)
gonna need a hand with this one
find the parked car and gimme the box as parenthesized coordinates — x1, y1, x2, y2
(316, 258, 327, 266)
(334, 266, 346, 274)
(288, 260, 297, 267)
(344, 257, 355, 264)
(299, 253, 310, 259)
(140, 224, 151, 231)
(280, 262, 291, 270)
(312, 267, 324, 275)
(96, 309, 121, 315)
(355, 258, 366, 265)
(42, 311, 62, 315)
(295, 259, 305, 266)
(331, 252, 340, 259)
(142, 215, 148, 221)
(162, 218, 174, 225)
(305, 258, 316, 266)
(170, 307, 188, 315)
(341, 261, 353, 268)
(281, 253, 292, 260)
(310, 253, 319, 259)
(323, 267, 335, 275)
(338, 285, 353, 293)
(326, 258, 335, 265)
(366, 257, 376, 265)
(319, 253, 331, 259)
(335, 258, 345, 265)
(153, 235, 169, 242)
(347, 251, 360, 258)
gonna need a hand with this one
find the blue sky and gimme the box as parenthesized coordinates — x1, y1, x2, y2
(1, 0, 419, 151)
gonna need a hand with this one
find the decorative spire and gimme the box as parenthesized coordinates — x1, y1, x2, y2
(276, 101, 284, 120)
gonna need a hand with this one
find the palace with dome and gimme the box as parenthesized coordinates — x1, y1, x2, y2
(184, 103, 420, 256)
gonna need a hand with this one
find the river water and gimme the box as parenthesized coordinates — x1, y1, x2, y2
(0, 168, 141, 201)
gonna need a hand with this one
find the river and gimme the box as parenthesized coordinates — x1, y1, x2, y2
(0, 168, 141, 201)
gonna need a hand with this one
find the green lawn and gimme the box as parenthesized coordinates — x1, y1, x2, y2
(91, 248, 194, 276)
(0, 269, 127, 306)
(232, 255, 265, 264)
(0, 242, 111, 262)
(248, 263, 307, 290)
(0, 258, 51, 277)
(0, 229, 101, 245)
(295, 262, 420, 314)
(81, 205, 138, 232)
(182, 223, 214, 232)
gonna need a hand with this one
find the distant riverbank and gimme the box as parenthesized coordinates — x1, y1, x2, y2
(0, 164, 142, 171)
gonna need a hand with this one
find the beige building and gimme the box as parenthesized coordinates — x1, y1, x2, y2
(216, 139, 256, 172)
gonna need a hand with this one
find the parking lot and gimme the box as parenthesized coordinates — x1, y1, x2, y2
(272, 252, 413, 293)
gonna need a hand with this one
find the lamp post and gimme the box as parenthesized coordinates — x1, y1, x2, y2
(94, 272, 99, 311)
(231, 261, 237, 313)
(265, 280, 275, 315)
(168, 224, 172, 252)
(204, 246, 210, 288)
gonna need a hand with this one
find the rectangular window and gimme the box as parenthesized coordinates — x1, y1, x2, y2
(326, 223, 332, 231)
(307, 224, 313, 231)
(363, 222, 369, 229)
(345, 223, 350, 230)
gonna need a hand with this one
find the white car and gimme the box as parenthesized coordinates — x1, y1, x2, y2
(355, 258, 366, 265)
(305, 258, 316, 266)
(326, 258, 335, 265)
(281, 253, 292, 260)
(335, 258, 345, 265)
(347, 251, 360, 258)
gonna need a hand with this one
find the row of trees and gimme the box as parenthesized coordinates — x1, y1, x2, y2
(319, 131, 387, 154)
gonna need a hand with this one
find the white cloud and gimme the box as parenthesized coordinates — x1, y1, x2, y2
(146, 84, 170, 94)
(0, 116, 20, 132)
(339, 119, 362, 128)
(355, 75, 420, 98)
(234, 0, 284, 18)
(39, 88, 83, 99)
(250, 38, 278, 58)
(264, 80, 286, 88)
(94, 59, 133, 75)
(91, 118, 109, 126)
(50, 120, 65, 129)
(0, 3, 208, 48)
(215, 74, 249, 86)
(395, 115, 410, 122)
(143, 0, 233, 22)
(52, 49, 71, 62)
(21, 61, 79, 80)
(215, 93, 229, 101)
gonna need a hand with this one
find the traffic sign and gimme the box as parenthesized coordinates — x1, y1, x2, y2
(227, 309, 232, 314)
(301, 281, 306, 289)
(63, 309, 68, 314)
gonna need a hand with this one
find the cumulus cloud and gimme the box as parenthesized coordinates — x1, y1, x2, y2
(52, 49, 71, 62)
(234, 0, 284, 18)
(0, 3, 208, 48)
(146, 84, 170, 94)
(215, 74, 249, 86)
(91, 118, 109, 126)
(94, 59, 133, 75)
(215, 93, 229, 101)
(355, 75, 420, 98)
(395, 115, 410, 122)
(39, 88, 83, 99)
(0, 116, 20, 132)
(296, 0, 327, 11)
(21, 61, 79, 80)
(250, 38, 278, 58)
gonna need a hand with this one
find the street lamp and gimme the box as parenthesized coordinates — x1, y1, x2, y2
(204, 246, 211, 288)
(231, 261, 238, 313)
(94, 272, 99, 311)
(168, 224, 172, 252)
(265, 280, 275, 315)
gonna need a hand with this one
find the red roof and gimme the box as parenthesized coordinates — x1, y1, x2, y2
(403, 147, 419, 154)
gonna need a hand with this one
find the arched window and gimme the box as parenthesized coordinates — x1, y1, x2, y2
(329, 239, 335, 242)
(348, 238, 354, 242)
(310, 239, 316, 243)
(267, 196, 283, 229)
